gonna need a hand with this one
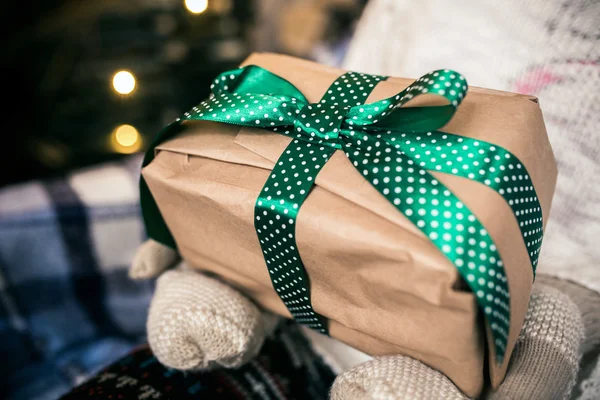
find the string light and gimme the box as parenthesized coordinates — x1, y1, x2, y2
(112, 70, 136, 95)
(184, 0, 208, 14)
(111, 125, 142, 154)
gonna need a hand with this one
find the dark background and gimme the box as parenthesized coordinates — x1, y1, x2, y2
(1, 0, 367, 186)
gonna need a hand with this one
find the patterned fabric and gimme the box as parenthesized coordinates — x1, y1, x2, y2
(61, 321, 335, 400)
(0, 155, 152, 400)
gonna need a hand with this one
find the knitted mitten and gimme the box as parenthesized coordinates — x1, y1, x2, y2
(330, 355, 469, 400)
(146, 267, 276, 370)
(486, 282, 584, 400)
(131, 240, 276, 371)
(331, 279, 585, 400)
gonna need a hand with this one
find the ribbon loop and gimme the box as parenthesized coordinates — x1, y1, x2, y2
(212, 65, 309, 103)
(345, 69, 468, 134)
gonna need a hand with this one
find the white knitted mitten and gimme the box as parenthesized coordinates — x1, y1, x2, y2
(331, 355, 469, 400)
(331, 280, 585, 400)
(147, 266, 277, 370)
(131, 239, 276, 371)
(487, 282, 585, 400)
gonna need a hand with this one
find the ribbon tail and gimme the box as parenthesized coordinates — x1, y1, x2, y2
(340, 131, 511, 363)
(379, 130, 544, 276)
(254, 139, 336, 334)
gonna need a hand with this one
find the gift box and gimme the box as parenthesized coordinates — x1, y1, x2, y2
(140, 53, 557, 397)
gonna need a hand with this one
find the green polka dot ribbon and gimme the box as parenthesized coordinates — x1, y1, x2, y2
(140, 65, 545, 363)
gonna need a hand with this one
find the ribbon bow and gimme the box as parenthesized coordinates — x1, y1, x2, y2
(141, 65, 545, 363)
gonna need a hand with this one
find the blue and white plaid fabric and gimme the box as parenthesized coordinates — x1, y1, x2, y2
(0, 155, 154, 400)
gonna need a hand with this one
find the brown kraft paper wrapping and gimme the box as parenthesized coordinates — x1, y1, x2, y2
(142, 53, 557, 398)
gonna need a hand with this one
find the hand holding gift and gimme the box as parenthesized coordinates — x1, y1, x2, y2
(135, 54, 581, 398)
(132, 239, 585, 399)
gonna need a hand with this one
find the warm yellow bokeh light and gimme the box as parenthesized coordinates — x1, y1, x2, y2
(185, 0, 208, 14)
(111, 125, 142, 154)
(112, 70, 136, 95)
(115, 125, 138, 146)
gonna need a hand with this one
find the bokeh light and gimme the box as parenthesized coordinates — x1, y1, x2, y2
(111, 125, 142, 154)
(185, 0, 209, 14)
(112, 70, 136, 95)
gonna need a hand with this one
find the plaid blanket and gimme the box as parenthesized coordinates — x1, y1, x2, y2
(0, 156, 152, 399)
(0, 155, 335, 399)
